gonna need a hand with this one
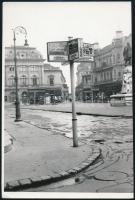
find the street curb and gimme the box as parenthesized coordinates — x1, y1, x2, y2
(4, 142, 13, 153)
(4, 133, 13, 153)
(21, 108, 132, 118)
(4, 148, 101, 191)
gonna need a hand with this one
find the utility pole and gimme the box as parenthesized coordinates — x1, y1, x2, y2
(70, 60, 78, 147)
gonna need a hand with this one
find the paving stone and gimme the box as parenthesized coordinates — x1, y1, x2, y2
(51, 173, 61, 180)
(72, 167, 82, 172)
(40, 175, 52, 181)
(82, 162, 89, 166)
(7, 180, 20, 189)
(19, 178, 32, 186)
(67, 169, 77, 175)
(30, 176, 42, 183)
(58, 171, 70, 177)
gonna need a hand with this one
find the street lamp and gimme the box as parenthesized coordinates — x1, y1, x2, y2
(12, 26, 27, 122)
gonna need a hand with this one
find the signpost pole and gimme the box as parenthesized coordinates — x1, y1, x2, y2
(70, 60, 78, 147)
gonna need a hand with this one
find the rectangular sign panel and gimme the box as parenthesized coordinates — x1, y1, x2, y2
(68, 38, 83, 61)
(47, 41, 68, 62)
(82, 43, 94, 57)
(76, 42, 94, 62)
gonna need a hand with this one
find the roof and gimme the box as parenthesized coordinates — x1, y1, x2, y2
(5, 45, 44, 60)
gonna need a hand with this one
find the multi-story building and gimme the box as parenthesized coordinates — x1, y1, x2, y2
(76, 62, 94, 101)
(76, 31, 132, 102)
(5, 41, 68, 104)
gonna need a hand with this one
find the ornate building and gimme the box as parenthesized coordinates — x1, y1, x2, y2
(76, 31, 131, 102)
(5, 42, 68, 104)
(76, 63, 94, 101)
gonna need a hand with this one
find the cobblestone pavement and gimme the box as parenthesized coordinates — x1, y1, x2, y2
(10, 108, 133, 193)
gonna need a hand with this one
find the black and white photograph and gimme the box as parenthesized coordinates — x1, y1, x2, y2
(2, 1, 133, 199)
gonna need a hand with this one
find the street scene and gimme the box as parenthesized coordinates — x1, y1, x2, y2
(3, 1, 133, 199)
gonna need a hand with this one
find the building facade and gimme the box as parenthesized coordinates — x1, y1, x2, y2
(5, 42, 68, 104)
(76, 31, 132, 102)
(76, 62, 94, 102)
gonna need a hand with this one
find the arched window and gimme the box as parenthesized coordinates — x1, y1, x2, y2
(20, 75, 27, 86)
(31, 75, 38, 86)
(8, 75, 15, 86)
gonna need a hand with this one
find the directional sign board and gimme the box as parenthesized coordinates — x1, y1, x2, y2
(47, 41, 68, 62)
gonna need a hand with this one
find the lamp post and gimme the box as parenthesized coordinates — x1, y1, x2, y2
(12, 26, 27, 122)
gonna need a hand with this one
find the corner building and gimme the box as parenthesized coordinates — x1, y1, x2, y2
(93, 31, 132, 102)
(5, 42, 68, 104)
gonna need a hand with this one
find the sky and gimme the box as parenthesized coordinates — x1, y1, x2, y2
(3, 2, 131, 91)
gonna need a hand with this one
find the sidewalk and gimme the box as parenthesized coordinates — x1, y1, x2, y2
(20, 102, 132, 117)
(4, 113, 101, 191)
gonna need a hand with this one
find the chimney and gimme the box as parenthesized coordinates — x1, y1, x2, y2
(115, 31, 123, 39)
(68, 36, 73, 41)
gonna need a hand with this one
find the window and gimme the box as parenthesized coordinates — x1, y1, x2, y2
(117, 53, 120, 63)
(31, 75, 38, 86)
(104, 72, 106, 81)
(30, 66, 38, 72)
(110, 71, 112, 80)
(20, 75, 27, 86)
(9, 66, 14, 71)
(118, 71, 121, 77)
(113, 55, 115, 64)
(20, 66, 26, 72)
(101, 73, 103, 81)
(49, 75, 54, 86)
(114, 69, 116, 79)
(8, 75, 15, 86)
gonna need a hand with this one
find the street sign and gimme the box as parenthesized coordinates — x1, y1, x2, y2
(47, 41, 68, 62)
(68, 38, 83, 61)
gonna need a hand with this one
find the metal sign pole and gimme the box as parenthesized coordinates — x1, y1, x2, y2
(70, 60, 78, 147)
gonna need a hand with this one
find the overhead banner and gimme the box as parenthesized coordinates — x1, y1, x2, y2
(47, 41, 68, 62)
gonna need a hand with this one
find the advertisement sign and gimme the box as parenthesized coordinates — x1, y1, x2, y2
(76, 42, 94, 62)
(47, 39, 94, 63)
(68, 38, 83, 61)
(47, 41, 68, 62)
